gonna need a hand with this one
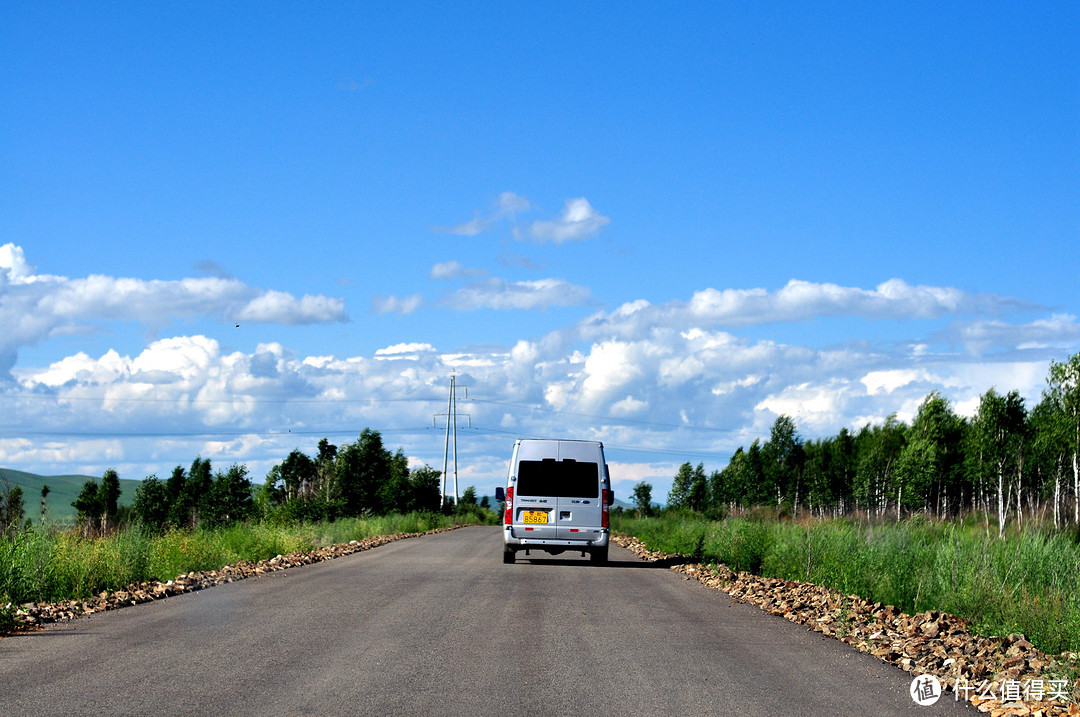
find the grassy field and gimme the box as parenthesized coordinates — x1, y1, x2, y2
(0, 511, 491, 609)
(613, 511, 1080, 656)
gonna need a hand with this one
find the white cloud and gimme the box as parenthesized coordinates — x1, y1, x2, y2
(690, 279, 976, 323)
(611, 395, 648, 416)
(581, 341, 646, 399)
(0, 243, 347, 375)
(527, 198, 610, 244)
(374, 343, 436, 360)
(577, 279, 1032, 340)
(755, 379, 859, 433)
(0, 243, 37, 282)
(495, 191, 531, 215)
(949, 314, 1080, 355)
(711, 375, 763, 395)
(3, 250, 1077, 505)
(861, 368, 925, 395)
(445, 278, 591, 311)
(373, 294, 423, 314)
(376, 342, 436, 356)
(445, 214, 488, 237)
(237, 290, 346, 325)
(430, 261, 485, 280)
(1, 317, 1071, 501)
(129, 336, 221, 380)
(439, 192, 532, 236)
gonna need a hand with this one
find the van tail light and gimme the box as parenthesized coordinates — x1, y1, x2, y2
(503, 487, 513, 524)
(602, 489, 611, 528)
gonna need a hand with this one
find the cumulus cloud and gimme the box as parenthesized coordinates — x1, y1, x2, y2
(2, 252, 1075, 504)
(237, 291, 347, 325)
(754, 379, 860, 434)
(526, 198, 610, 244)
(2, 314, 1072, 501)
(610, 395, 648, 417)
(685, 279, 977, 323)
(444, 278, 592, 311)
(576, 279, 1033, 340)
(0, 243, 347, 375)
(0, 243, 36, 282)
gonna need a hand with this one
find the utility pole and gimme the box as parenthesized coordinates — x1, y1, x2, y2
(436, 374, 468, 508)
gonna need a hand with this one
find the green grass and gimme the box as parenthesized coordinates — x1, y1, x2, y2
(0, 511, 487, 607)
(613, 512, 1080, 656)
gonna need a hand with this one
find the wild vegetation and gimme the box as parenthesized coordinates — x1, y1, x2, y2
(613, 510, 1080, 656)
(0, 512, 484, 612)
(0, 428, 497, 615)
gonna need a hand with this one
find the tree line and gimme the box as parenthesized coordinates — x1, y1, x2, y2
(648, 352, 1080, 536)
(130, 428, 469, 532)
(0, 427, 480, 536)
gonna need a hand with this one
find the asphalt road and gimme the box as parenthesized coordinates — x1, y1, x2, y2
(0, 526, 977, 716)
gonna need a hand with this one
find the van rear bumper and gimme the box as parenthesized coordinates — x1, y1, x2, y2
(503, 526, 609, 548)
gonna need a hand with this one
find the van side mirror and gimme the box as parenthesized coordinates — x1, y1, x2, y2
(609, 490, 614, 504)
(495, 487, 505, 502)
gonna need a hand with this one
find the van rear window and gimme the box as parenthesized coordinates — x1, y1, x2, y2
(517, 460, 599, 498)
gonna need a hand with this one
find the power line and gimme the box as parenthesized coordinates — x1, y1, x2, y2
(466, 397, 744, 434)
(464, 425, 733, 460)
(0, 422, 734, 461)
(1, 391, 745, 435)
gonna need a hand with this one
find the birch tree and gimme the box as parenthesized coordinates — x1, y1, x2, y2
(972, 389, 1026, 537)
(1045, 353, 1080, 526)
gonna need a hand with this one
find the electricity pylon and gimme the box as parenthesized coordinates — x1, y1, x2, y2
(435, 373, 468, 507)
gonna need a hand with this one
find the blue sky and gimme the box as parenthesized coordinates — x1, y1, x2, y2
(2, 2, 1077, 501)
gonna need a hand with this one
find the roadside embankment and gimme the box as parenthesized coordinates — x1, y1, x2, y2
(614, 533, 1080, 716)
(3, 525, 468, 637)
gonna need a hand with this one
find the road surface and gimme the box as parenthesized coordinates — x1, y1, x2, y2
(0, 526, 975, 715)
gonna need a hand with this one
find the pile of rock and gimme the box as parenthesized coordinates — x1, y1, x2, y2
(613, 534, 1080, 716)
(6, 527, 463, 636)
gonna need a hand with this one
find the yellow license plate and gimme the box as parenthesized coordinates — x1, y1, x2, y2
(522, 510, 548, 524)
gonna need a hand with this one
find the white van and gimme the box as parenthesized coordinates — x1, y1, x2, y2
(495, 439, 613, 564)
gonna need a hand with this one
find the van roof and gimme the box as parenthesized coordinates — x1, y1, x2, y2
(516, 438, 604, 446)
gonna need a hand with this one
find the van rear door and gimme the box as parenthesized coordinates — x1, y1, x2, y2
(514, 444, 560, 540)
(554, 441, 603, 542)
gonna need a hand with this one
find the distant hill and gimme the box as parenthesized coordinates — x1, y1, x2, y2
(0, 468, 141, 524)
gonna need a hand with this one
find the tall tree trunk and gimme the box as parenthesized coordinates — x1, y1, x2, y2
(1054, 465, 1061, 530)
(997, 464, 1005, 539)
(1014, 480, 1022, 529)
(1073, 448, 1079, 526)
